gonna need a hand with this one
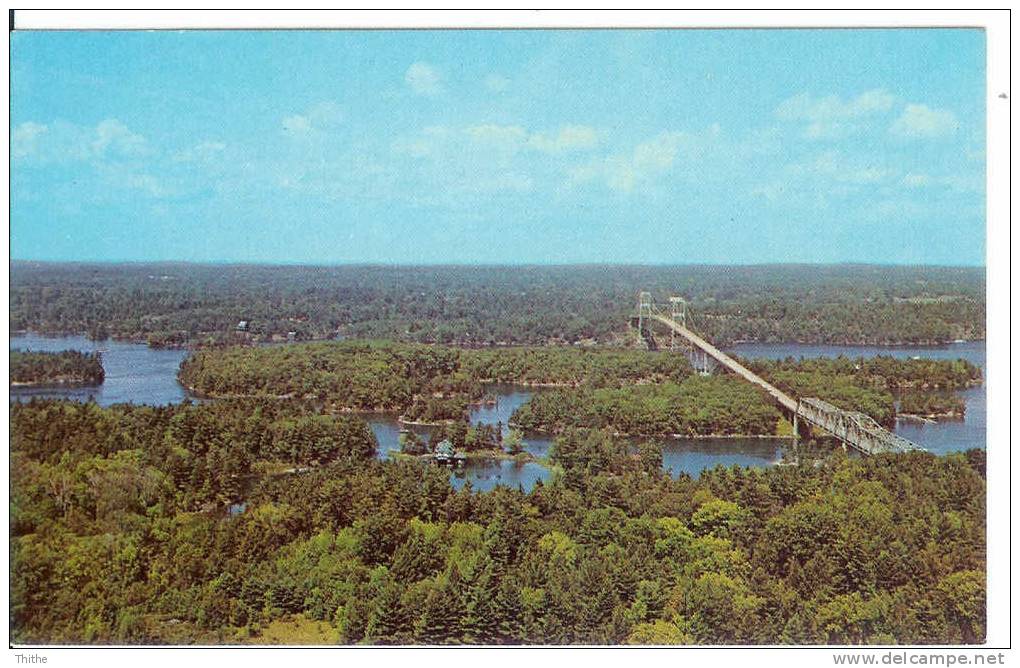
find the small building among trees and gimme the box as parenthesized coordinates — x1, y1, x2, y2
(434, 439, 455, 464)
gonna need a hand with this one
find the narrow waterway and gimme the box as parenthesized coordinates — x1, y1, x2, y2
(10, 335, 986, 491)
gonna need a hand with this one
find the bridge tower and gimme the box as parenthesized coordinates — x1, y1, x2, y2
(637, 291, 653, 334)
(668, 296, 687, 352)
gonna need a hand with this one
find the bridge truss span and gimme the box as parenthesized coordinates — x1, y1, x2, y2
(796, 398, 923, 455)
(642, 300, 924, 456)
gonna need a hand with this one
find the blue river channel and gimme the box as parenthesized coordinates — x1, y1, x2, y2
(10, 334, 985, 491)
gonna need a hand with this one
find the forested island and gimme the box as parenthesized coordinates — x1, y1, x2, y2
(179, 341, 980, 437)
(10, 397, 986, 644)
(178, 341, 692, 421)
(11, 262, 985, 348)
(10, 349, 105, 386)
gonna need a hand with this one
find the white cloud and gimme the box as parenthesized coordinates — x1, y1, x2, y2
(890, 104, 958, 138)
(787, 150, 895, 186)
(484, 73, 510, 92)
(92, 119, 149, 157)
(405, 62, 442, 95)
(776, 89, 895, 140)
(389, 122, 601, 203)
(398, 123, 599, 160)
(777, 89, 896, 122)
(11, 118, 176, 200)
(475, 172, 533, 193)
(281, 101, 344, 135)
(12, 118, 149, 164)
(902, 172, 931, 188)
(12, 121, 47, 159)
(466, 124, 528, 152)
(173, 140, 227, 163)
(91, 159, 171, 199)
(632, 133, 684, 170)
(528, 125, 599, 153)
(899, 172, 981, 194)
(750, 183, 785, 202)
(569, 131, 691, 193)
(464, 123, 599, 155)
(282, 114, 312, 134)
(391, 125, 450, 158)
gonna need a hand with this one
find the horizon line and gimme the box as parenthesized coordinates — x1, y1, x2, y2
(8, 258, 988, 270)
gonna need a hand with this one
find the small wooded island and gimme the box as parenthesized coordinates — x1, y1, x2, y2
(9, 349, 105, 386)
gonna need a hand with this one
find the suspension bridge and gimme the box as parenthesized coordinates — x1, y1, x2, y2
(634, 292, 924, 456)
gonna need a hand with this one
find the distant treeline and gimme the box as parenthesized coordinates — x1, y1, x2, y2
(10, 396, 986, 644)
(10, 349, 105, 386)
(10, 262, 985, 347)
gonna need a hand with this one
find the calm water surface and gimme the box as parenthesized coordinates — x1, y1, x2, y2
(10, 333, 189, 405)
(10, 335, 985, 490)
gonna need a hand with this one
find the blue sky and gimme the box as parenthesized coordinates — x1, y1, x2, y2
(11, 29, 985, 265)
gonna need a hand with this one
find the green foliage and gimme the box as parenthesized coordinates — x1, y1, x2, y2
(399, 431, 428, 456)
(505, 429, 525, 456)
(746, 355, 982, 424)
(179, 340, 696, 419)
(899, 391, 966, 418)
(746, 355, 982, 390)
(9, 395, 987, 646)
(10, 399, 377, 521)
(11, 262, 985, 347)
(10, 349, 105, 385)
(513, 376, 781, 436)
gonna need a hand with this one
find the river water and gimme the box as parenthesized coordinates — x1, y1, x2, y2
(10, 334, 985, 491)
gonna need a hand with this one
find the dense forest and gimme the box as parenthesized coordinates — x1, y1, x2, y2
(510, 377, 782, 437)
(8, 264, 987, 644)
(10, 349, 105, 386)
(10, 398, 985, 645)
(746, 356, 982, 426)
(179, 341, 693, 421)
(743, 356, 982, 391)
(10, 262, 985, 347)
(898, 392, 967, 419)
(512, 356, 981, 436)
(178, 342, 979, 435)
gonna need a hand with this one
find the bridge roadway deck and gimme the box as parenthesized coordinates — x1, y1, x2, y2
(651, 314, 799, 412)
(650, 313, 923, 455)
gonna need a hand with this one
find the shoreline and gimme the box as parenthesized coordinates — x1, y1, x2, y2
(11, 329, 986, 352)
(509, 422, 795, 440)
(10, 379, 103, 388)
(897, 412, 965, 423)
(389, 449, 537, 463)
